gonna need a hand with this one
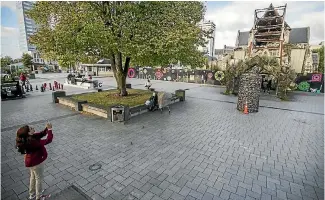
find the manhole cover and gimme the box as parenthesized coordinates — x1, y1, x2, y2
(89, 163, 102, 171)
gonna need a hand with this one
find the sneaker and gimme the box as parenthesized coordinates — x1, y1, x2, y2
(29, 190, 45, 199)
(37, 194, 51, 200)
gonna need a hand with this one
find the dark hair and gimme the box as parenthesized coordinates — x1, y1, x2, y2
(16, 125, 30, 154)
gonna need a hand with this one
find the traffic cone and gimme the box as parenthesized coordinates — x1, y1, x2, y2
(243, 101, 248, 114)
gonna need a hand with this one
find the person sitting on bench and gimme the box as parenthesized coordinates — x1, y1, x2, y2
(145, 79, 152, 90)
(145, 92, 158, 111)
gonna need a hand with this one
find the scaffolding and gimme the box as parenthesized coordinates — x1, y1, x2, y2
(250, 4, 288, 65)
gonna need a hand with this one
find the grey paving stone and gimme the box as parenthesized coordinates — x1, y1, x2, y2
(189, 189, 204, 199)
(1, 78, 324, 200)
(202, 192, 214, 200)
(185, 195, 196, 200)
(142, 191, 155, 200)
(230, 193, 244, 200)
(170, 192, 186, 200)
(150, 186, 163, 196)
(160, 188, 173, 200)
(140, 183, 154, 193)
(110, 190, 125, 200)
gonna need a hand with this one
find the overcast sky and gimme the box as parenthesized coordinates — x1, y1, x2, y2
(1, 1, 324, 59)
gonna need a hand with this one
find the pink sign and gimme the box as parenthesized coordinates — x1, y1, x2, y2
(311, 74, 322, 82)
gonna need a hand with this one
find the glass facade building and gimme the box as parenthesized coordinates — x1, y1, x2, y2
(16, 1, 37, 53)
(198, 20, 216, 58)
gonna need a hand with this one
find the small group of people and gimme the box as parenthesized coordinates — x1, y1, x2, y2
(16, 123, 53, 200)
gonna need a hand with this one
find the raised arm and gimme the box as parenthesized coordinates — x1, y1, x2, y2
(40, 129, 53, 146)
(33, 128, 48, 139)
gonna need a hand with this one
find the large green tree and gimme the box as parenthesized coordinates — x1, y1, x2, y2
(21, 53, 33, 70)
(27, 1, 207, 96)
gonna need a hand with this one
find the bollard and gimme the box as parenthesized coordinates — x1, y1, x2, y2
(58, 83, 61, 89)
(26, 85, 30, 92)
(54, 81, 58, 89)
(36, 85, 38, 91)
(30, 85, 33, 92)
(53, 86, 55, 91)
(49, 83, 52, 90)
(43, 83, 47, 89)
(61, 84, 63, 90)
(41, 85, 44, 92)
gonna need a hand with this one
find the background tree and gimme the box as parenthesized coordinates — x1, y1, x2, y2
(21, 53, 33, 71)
(1, 56, 13, 67)
(312, 46, 324, 73)
(223, 56, 295, 100)
(27, 1, 207, 96)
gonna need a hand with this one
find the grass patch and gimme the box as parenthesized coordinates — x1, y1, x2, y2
(71, 89, 152, 108)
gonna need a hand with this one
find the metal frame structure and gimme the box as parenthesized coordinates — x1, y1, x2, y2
(250, 4, 288, 65)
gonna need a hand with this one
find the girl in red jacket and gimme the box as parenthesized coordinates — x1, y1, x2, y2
(16, 123, 53, 200)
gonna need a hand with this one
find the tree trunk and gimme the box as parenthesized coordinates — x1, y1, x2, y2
(111, 52, 130, 96)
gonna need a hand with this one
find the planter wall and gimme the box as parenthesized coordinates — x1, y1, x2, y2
(57, 97, 75, 109)
(56, 90, 185, 122)
(82, 104, 108, 118)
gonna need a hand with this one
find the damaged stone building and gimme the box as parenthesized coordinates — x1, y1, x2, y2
(233, 3, 317, 74)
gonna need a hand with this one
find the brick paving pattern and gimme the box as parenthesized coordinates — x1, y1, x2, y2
(1, 75, 324, 200)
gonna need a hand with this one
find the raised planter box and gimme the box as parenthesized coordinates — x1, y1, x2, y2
(57, 97, 76, 109)
(57, 89, 185, 122)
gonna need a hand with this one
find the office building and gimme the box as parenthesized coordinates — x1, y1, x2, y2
(16, 1, 58, 70)
(197, 20, 216, 58)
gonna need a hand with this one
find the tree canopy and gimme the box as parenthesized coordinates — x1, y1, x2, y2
(312, 46, 324, 73)
(21, 53, 33, 70)
(27, 1, 208, 95)
(1, 56, 13, 67)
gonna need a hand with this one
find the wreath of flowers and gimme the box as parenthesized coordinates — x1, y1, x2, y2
(214, 71, 225, 81)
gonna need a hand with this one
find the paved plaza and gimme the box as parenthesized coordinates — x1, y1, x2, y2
(1, 74, 324, 200)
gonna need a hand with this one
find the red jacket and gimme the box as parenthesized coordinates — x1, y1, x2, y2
(20, 74, 26, 81)
(24, 129, 53, 167)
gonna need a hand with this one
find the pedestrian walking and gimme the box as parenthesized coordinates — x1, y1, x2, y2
(263, 78, 268, 93)
(145, 79, 152, 90)
(15, 123, 53, 200)
(267, 78, 272, 94)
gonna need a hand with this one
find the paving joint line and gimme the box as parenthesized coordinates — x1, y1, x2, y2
(1, 113, 80, 132)
(187, 96, 324, 116)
